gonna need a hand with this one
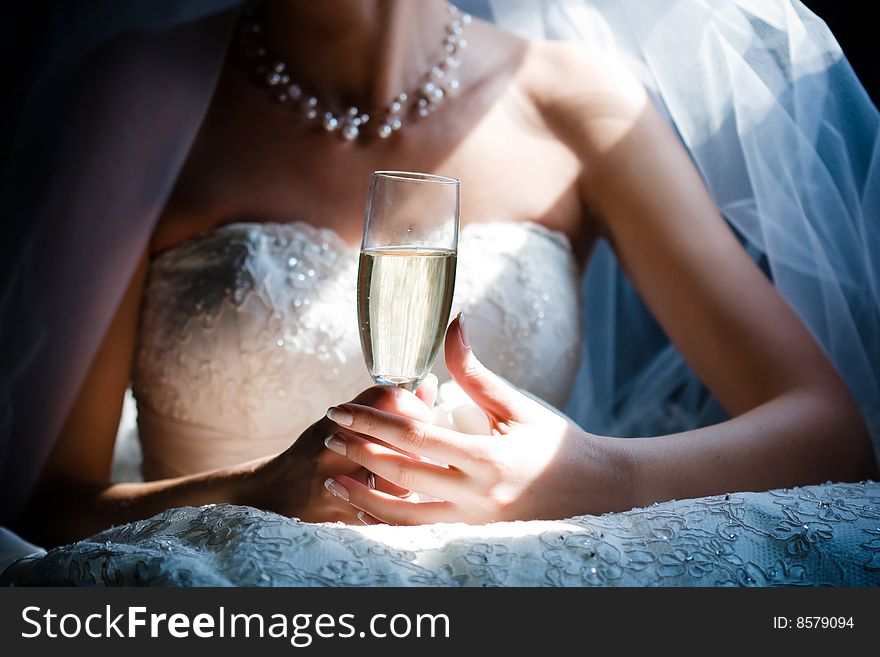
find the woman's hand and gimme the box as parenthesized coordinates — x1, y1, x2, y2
(322, 315, 636, 524)
(21, 378, 440, 546)
(240, 377, 438, 524)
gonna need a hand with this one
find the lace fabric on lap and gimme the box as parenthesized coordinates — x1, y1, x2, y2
(5, 481, 879, 586)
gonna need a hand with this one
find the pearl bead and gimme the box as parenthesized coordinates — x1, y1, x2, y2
(240, 2, 469, 142)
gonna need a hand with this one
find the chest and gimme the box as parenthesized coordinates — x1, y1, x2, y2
(152, 59, 589, 260)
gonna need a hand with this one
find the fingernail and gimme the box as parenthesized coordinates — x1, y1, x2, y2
(324, 435, 346, 456)
(357, 511, 379, 525)
(326, 406, 353, 426)
(458, 312, 470, 348)
(324, 477, 350, 501)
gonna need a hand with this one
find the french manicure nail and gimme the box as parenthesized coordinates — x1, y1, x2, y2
(458, 312, 470, 348)
(324, 477, 350, 501)
(326, 406, 354, 426)
(357, 511, 378, 525)
(324, 435, 347, 456)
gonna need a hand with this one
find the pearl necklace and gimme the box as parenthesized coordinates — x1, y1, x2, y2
(239, 2, 471, 141)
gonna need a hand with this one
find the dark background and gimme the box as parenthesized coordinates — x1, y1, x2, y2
(1, 2, 877, 106)
(804, 0, 878, 104)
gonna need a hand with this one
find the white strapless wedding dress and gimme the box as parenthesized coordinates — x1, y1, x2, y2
(132, 220, 581, 479)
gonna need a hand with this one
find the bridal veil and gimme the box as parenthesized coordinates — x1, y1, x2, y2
(1, 0, 878, 523)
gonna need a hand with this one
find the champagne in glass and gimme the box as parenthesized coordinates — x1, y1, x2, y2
(357, 171, 460, 391)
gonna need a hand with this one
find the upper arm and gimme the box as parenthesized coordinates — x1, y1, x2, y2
(532, 44, 850, 416)
(38, 250, 149, 486)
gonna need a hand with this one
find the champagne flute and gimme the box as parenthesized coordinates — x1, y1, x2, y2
(357, 170, 460, 393)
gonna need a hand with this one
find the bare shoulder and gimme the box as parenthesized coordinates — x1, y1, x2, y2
(466, 19, 647, 147)
(515, 39, 650, 154)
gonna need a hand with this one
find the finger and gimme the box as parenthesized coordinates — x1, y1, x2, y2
(373, 473, 413, 498)
(327, 432, 468, 503)
(291, 383, 435, 462)
(345, 384, 436, 464)
(444, 313, 533, 423)
(357, 510, 382, 525)
(415, 373, 439, 408)
(326, 404, 484, 466)
(345, 462, 411, 498)
(328, 475, 460, 525)
(349, 384, 435, 423)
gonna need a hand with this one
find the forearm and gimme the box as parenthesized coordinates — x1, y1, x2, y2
(16, 457, 269, 547)
(621, 387, 877, 508)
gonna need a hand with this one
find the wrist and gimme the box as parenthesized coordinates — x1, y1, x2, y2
(563, 429, 640, 516)
(234, 450, 313, 516)
(620, 436, 681, 510)
(599, 434, 642, 513)
(225, 454, 276, 508)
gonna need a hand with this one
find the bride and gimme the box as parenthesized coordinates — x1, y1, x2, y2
(4, 0, 879, 544)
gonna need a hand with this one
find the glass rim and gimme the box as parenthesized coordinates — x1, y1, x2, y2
(371, 170, 460, 185)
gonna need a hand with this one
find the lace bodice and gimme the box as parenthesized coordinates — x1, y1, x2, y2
(132, 221, 581, 480)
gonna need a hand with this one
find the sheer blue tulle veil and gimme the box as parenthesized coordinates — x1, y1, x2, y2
(1, 0, 878, 523)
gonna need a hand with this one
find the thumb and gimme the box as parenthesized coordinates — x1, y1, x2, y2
(444, 313, 533, 423)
